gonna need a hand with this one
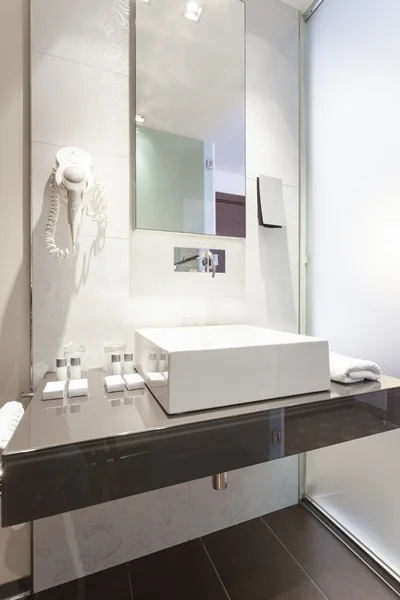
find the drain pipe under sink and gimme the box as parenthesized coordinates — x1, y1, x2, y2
(212, 473, 228, 490)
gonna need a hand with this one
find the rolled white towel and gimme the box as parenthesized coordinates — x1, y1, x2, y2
(330, 352, 382, 384)
(0, 401, 24, 452)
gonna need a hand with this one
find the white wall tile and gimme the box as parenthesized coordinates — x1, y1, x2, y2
(32, 235, 129, 380)
(130, 229, 246, 299)
(32, 0, 130, 75)
(33, 319, 130, 387)
(32, 52, 129, 157)
(246, 20, 299, 186)
(190, 457, 299, 539)
(33, 484, 189, 593)
(244, 179, 298, 333)
(32, 142, 131, 240)
(0, 501, 31, 586)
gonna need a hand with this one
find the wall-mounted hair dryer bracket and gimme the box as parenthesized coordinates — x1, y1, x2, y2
(45, 147, 107, 259)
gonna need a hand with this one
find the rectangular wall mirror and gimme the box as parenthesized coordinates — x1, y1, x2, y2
(135, 0, 246, 238)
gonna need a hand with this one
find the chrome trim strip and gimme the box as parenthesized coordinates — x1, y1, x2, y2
(302, 497, 400, 596)
(303, 0, 326, 22)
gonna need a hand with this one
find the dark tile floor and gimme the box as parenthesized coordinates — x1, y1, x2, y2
(30, 505, 397, 600)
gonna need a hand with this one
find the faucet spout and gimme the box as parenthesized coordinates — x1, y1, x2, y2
(174, 249, 217, 277)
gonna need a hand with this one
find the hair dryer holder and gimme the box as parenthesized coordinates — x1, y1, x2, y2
(45, 147, 107, 259)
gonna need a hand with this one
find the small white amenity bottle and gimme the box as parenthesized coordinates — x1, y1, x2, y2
(123, 353, 134, 374)
(56, 358, 68, 381)
(70, 356, 82, 380)
(111, 353, 122, 375)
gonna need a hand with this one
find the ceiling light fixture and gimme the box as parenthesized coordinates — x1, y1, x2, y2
(182, 0, 205, 23)
(136, 114, 146, 124)
(139, 0, 151, 4)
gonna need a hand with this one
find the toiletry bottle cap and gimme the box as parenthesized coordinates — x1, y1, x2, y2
(124, 353, 133, 362)
(56, 358, 67, 368)
(70, 357, 81, 366)
(111, 353, 121, 362)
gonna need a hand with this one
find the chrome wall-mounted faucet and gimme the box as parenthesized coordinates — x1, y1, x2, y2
(174, 250, 216, 277)
(174, 247, 225, 277)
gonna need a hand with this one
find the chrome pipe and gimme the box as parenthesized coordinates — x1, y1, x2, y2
(212, 473, 228, 490)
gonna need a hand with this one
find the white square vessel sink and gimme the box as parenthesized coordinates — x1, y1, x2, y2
(135, 325, 330, 414)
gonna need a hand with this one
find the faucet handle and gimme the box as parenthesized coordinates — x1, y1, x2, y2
(211, 259, 216, 278)
(202, 250, 216, 277)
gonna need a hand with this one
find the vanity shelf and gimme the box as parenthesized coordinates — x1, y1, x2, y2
(2, 370, 400, 527)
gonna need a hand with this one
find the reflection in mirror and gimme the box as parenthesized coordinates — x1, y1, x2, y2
(135, 0, 246, 237)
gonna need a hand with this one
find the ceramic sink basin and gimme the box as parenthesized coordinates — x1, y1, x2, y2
(135, 325, 330, 414)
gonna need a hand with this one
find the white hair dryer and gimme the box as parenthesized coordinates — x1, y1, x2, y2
(62, 165, 88, 254)
(45, 147, 107, 258)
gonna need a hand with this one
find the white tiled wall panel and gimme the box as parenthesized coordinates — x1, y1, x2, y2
(32, 0, 130, 75)
(246, 31, 299, 186)
(33, 484, 190, 592)
(244, 179, 298, 332)
(32, 52, 129, 156)
(32, 235, 130, 384)
(33, 456, 298, 593)
(32, 141, 131, 239)
(0, 501, 30, 587)
(190, 458, 299, 539)
(31, 0, 300, 591)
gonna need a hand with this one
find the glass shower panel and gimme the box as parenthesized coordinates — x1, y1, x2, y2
(306, 0, 400, 580)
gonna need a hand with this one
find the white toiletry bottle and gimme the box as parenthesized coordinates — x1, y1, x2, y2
(70, 356, 82, 380)
(111, 353, 122, 375)
(158, 352, 167, 372)
(56, 358, 68, 381)
(148, 352, 158, 372)
(123, 353, 134, 374)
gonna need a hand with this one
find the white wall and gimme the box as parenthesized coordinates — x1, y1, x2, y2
(214, 169, 246, 196)
(306, 0, 400, 576)
(30, 0, 301, 591)
(0, 0, 32, 587)
(31, 0, 300, 378)
(0, 1, 31, 408)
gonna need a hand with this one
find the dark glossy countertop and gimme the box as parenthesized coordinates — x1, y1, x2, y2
(3, 369, 400, 527)
(5, 370, 398, 455)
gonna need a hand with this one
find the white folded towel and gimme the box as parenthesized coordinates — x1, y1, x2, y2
(0, 401, 24, 452)
(330, 352, 382, 384)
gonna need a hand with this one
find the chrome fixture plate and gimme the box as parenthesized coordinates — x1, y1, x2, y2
(174, 247, 226, 274)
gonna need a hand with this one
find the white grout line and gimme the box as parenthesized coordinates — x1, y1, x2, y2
(200, 538, 232, 600)
(260, 516, 329, 600)
(32, 139, 130, 161)
(34, 50, 130, 79)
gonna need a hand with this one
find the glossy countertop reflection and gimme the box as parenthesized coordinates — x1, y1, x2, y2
(5, 369, 399, 456)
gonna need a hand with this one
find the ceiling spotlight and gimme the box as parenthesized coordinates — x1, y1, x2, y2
(139, 0, 151, 3)
(136, 114, 146, 124)
(182, 0, 205, 23)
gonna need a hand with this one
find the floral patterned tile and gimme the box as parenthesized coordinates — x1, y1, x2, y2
(33, 484, 190, 593)
(189, 457, 298, 539)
